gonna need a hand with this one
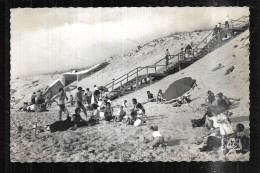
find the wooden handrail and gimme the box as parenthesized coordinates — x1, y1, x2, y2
(105, 15, 249, 91)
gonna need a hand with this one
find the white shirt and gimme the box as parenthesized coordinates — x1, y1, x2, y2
(27, 104, 36, 111)
(152, 131, 162, 138)
(225, 16, 229, 22)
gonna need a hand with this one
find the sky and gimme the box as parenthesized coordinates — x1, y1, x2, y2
(10, 7, 249, 79)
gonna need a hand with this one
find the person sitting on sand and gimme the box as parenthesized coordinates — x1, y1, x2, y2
(30, 92, 37, 105)
(75, 87, 88, 118)
(134, 103, 148, 126)
(45, 91, 53, 108)
(27, 104, 37, 112)
(35, 91, 47, 111)
(52, 88, 69, 121)
(104, 102, 115, 122)
(147, 91, 155, 102)
(69, 95, 75, 106)
(205, 90, 215, 104)
(157, 89, 165, 104)
(150, 125, 164, 148)
(125, 99, 139, 125)
(70, 108, 89, 130)
(86, 103, 100, 125)
(114, 105, 126, 122)
(86, 88, 92, 105)
(207, 111, 234, 155)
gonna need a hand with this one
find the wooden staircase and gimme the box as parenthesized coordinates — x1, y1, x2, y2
(105, 15, 249, 100)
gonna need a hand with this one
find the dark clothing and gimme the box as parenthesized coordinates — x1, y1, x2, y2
(147, 93, 154, 99)
(71, 114, 89, 127)
(225, 21, 229, 28)
(49, 117, 74, 133)
(185, 44, 192, 52)
(31, 95, 36, 105)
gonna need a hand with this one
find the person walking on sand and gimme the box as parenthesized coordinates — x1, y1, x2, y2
(165, 49, 170, 66)
(75, 87, 88, 118)
(86, 88, 92, 105)
(52, 88, 69, 121)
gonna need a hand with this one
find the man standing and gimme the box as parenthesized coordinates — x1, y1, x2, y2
(52, 88, 69, 121)
(225, 15, 230, 29)
(75, 87, 88, 118)
(86, 88, 92, 105)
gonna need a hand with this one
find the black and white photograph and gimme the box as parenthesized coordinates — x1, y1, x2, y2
(10, 7, 250, 162)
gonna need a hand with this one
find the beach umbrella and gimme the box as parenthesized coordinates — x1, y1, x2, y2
(163, 77, 196, 101)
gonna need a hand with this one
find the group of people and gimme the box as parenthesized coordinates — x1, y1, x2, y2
(164, 44, 194, 65)
(193, 90, 249, 155)
(18, 90, 49, 112)
(213, 15, 232, 38)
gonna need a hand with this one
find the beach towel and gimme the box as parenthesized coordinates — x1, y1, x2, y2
(49, 117, 74, 133)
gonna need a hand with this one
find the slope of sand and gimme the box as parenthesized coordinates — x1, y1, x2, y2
(10, 29, 249, 162)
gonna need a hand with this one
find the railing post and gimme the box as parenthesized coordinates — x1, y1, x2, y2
(120, 81, 122, 91)
(149, 76, 152, 85)
(154, 64, 157, 72)
(136, 68, 139, 90)
(112, 81, 114, 91)
(127, 73, 129, 83)
(146, 67, 148, 78)
(217, 32, 221, 47)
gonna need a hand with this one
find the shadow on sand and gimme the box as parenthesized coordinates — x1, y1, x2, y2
(166, 139, 185, 146)
(230, 116, 249, 123)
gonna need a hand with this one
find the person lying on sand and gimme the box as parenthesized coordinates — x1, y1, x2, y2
(52, 88, 69, 121)
(147, 91, 155, 102)
(172, 96, 191, 107)
(75, 87, 88, 118)
(150, 125, 164, 148)
(69, 108, 89, 130)
(217, 92, 240, 105)
(104, 102, 115, 122)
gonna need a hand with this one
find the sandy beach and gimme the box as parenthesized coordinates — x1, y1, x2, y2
(10, 29, 250, 162)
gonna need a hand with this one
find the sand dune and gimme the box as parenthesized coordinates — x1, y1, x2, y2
(10, 29, 249, 162)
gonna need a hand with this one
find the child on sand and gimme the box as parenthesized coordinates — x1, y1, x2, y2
(157, 90, 165, 104)
(104, 102, 115, 122)
(114, 105, 126, 122)
(150, 125, 164, 148)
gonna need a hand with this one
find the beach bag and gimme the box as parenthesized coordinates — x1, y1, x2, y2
(133, 119, 142, 127)
(191, 116, 206, 127)
(207, 136, 222, 149)
(240, 136, 250, 151)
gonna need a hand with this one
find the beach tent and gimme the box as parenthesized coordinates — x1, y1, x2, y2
(42, 78, 64, 98)
(163, 77, 196, 101)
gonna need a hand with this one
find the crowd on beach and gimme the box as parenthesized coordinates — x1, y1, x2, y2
(11, 15, 249, 155)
